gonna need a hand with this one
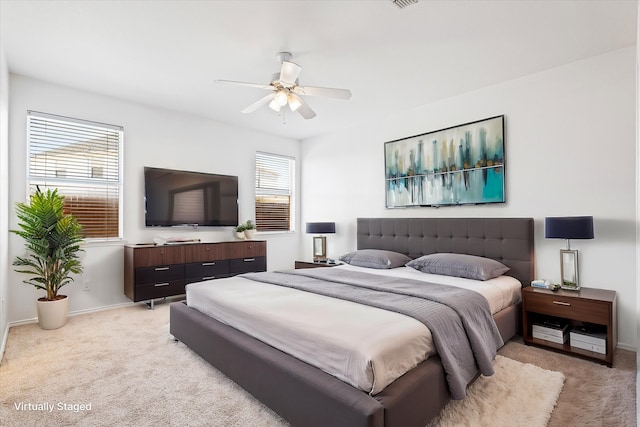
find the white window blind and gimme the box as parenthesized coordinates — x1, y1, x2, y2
(255, 152, 295, 232)
(27, 111, 123, 240)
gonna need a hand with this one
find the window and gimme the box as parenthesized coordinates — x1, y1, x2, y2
(255, 152, 295, 232)
(27, 111, 123, 240)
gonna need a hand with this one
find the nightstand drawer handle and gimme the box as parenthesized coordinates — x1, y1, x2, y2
(154, 282, 170, 287)
(553, 301, 571, 306)
(202, 262, 216, 266)
(243, 258, 255, 262)
(155, 267, 169, 271)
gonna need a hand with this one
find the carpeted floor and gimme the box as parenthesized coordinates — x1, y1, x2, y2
(0, 303, 635, 426)
(499, 337, 636, 427)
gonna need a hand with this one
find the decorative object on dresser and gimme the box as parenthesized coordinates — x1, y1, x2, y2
(305, 222, 336, 262)
(233, 220, 256, 240)
(124, 241, 266, 309)
(11, 187, 84, 330)
(384, 115, 505, 208)
(544, 215, 594, 290)
(522, 286, 616, 366)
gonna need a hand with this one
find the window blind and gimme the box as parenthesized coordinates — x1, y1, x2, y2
(255, 152, 295, 232)
(27, 111, 123, 240)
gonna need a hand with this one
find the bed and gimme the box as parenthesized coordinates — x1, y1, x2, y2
(170, 217, 534, 427)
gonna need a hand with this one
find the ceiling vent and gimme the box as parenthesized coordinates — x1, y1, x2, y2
(392, 0, 418, 9)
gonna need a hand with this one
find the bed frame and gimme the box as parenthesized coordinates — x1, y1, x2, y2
(170, 217, 534, 427)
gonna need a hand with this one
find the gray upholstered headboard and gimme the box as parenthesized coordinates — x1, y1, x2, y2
(357, 217, 534, 287)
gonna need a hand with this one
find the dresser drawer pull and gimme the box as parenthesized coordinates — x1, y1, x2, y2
(202, 262, 216, 266)
(154, 282, 170, 287)
(243, 258, 256, 262)
(203, 276, 216, 280)
(552, 301, 571, 306)
(155, 267, 169, 271)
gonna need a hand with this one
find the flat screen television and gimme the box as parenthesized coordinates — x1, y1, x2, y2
(144, 167, 238, 227)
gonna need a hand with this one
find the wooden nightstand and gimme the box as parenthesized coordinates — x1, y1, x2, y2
(522, 286, 616, 366)
(294, 260, 342, 269)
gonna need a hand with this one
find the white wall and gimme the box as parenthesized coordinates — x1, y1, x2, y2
(0, 33, 10, 354)
(7, 75, 301, 323)
(301, 47, 637, 350)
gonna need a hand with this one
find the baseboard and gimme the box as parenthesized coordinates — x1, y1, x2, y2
(0, 322, 9, 365)
(7, 301, 136, 328)
(616, 342, 637, 352)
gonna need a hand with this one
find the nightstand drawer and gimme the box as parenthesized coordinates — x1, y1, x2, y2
(524, 292, 610, 324)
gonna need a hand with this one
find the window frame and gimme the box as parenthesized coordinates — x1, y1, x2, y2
(255, 151, 296, 233)
(26, 111, 124, 242)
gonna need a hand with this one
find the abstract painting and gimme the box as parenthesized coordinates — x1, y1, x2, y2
(385, 115, 505, 208)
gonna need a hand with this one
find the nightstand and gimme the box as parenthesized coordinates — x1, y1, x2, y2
(294, 260, 342, 269)
(522, 286, 616, 366)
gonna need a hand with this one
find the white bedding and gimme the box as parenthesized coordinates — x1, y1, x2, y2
(186, 265, 521, 395)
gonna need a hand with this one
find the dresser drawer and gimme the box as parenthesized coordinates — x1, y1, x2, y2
(229, 256, 266, 274)
(136, 280, 185, 301)
(524, 292, 610, 324)
(135, 264, 185, 285)
(185, 260, 230, 281)
(184, 243, 223, 263)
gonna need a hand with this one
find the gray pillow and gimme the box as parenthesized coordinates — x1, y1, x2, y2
(405, 253, 510, 281)
(339, 249, 411, 269)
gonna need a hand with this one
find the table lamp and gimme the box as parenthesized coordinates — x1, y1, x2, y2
(305, 222, 335, 262)
(544, 216, 594, 290)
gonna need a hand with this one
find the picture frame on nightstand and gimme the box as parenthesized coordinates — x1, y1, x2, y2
(560, 249, 580, 290)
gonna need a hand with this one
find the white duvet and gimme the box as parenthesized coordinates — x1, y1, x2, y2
(186, 264, 521, 395)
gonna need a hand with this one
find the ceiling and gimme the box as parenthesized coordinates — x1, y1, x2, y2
(0, 1, 636, 141)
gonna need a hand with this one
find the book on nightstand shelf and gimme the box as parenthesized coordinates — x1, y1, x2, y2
(532, 318, 569, 344)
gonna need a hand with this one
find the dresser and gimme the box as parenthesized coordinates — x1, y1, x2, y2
(124, 241, 266, 308)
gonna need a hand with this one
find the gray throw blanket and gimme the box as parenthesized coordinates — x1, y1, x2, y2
(242, 268, 504, 399)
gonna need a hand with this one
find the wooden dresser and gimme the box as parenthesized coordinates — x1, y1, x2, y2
(124, 241, 266, 308)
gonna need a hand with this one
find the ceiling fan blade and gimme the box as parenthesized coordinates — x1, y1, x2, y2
(241, 93, 276, 114)
(216, 79, 273, 91)
(296, 100, 317, 120)
(279, 61, 302, 87)
(293, 85, 352, 100)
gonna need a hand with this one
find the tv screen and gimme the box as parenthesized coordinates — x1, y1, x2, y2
(144, 167, 238, 227)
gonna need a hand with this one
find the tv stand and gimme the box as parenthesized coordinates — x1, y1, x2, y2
(124, 240, 267, 308)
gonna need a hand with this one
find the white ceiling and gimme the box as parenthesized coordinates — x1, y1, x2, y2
(0, 1, 636, 140)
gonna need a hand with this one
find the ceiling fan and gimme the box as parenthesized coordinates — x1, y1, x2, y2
(216, 52, 352, 120)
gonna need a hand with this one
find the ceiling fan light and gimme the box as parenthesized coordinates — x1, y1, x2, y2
(268, 98, 281, 112)
(288, 93, 303, 112)
(275, 89, 288, 106)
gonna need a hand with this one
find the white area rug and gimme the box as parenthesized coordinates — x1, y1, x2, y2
(429, 355, 564, 427)
(1, 304, 564, 427)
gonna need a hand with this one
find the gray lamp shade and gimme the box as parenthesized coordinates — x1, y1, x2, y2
(545, 216, 594, 239)
(305, 222, 336, 234)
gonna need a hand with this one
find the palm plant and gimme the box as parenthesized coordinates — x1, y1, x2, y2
(12, 187, 84, 301)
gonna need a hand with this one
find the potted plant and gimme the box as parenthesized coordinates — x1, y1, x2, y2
(242, 220, 256, 240)
(11, 187, 84, 330)
(234, 222, 246, 240)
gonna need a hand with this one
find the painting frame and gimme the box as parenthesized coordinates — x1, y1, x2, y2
(384, 115, 505, 208)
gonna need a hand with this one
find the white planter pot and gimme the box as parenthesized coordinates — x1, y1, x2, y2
(36, 296, 69, 330)
(235, 231, 246, 240)
(244, 229, 255, 240)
